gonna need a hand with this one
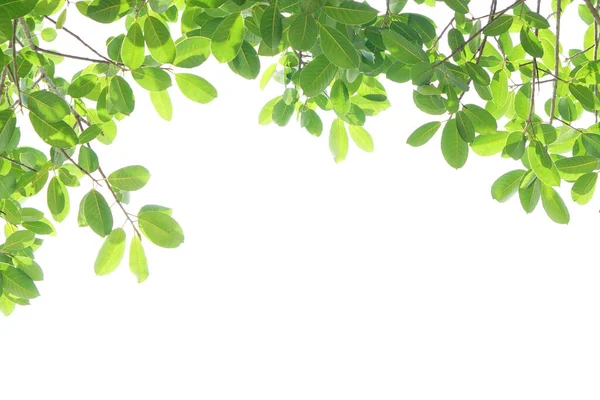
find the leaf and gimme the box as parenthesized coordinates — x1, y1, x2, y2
(94, 228, 126, 276)
(68, 74, 98, 98)
(462, 104, 497, 134)
(582, 134, 600, 157)
(14, 257, 43, 281)
(318, 23, 360, 69)
(569, 84, 595, 111)
(260, 63, 277, 90)
(572, 172, 598, 205)
(173, 37, 210, 68)
(322, 1, 378, 25)
(121, 21, 145, 70)
(76, 0, 130, 23)
(441, 119, 468, 169)
(212, 13, 244, 63)
(108, 76, 135, 115)
(299, 55, 338, 97)
(1, 267, 39, 299)
(129, 235, 149, 283)
(406, 121, 441, 147)
(144, 16, 176, 64)
(541, 184, 570, 224)
(519, 173, 541, 213)
(455, 110, 475, 143)
(28, 90, 70, 123)
(108, 165, 150, 191)
(289, 15, 318, 51)
(558, 97, 577, 121)
(83, 189, 113, 237)
(175, 73, 217, 104)
(299, 0, 326, 14)
(483, 15, 513, 36)
(471, 132, 509, 156)
(382, 29, 426, 65)
(260, 5, 283, 50)
(149, 90, 172, 121)
(47, 176, 67, 218)
(78, 146, 99, 173)
(330, 80, 350, 115)
(329, 119, 348, 163)
(527, 142, 561, 187)
(228, 41, 260, 80)
(138, 211, 184, 248)
(491, 169, 526, 202)
(300, 109, 323, 136)
(520, 27, 544, 58)
(465, 62, 490, 85)
(0, 0, 38, 19)
(443, 0, 468, 13)
(3, 230, 35, 252)
(29, 113, 78, 148)
(132, 67, 172, 91)
(78, 124, 103, 144)
(554, 156, 597, 175)
(523, 11, 550, 29)
(348, 125, 373, 152)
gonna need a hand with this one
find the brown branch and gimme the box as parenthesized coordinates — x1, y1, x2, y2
(11, 21, 21, 110)
(0, 155, 37, 172)
(33, 46, 113, 64)
(584, 0, 600, 26)
(44, 16, 123, 68)
(550, 0, 561, 123)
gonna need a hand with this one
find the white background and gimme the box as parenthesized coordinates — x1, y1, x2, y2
(2, 1, 600, 399)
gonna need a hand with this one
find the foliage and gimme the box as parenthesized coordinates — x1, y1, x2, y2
(0, 0, 597, 315)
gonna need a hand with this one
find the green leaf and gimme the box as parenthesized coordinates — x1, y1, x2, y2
(330, 80, 350, 115)
(322, 1, 378, 25)
(78, 146, 99, 173)
(462, 104, 497, 134)
(289, 15, 318, 51)
(318, 23, 360, 69)
(132, 67, 172, 91)
(23, 218, 56, 235)
(29, 113, 78, 148)
(272, 99, 295, 126)
(443, 0, 468, 13)
(121, 21, 145, 70)
(108, 76, 135, 115)
(0, 0, 38, 19)
(228, 41, 260, 80)
(28, 90, 70, 123)
(329, 119, 348, 163)
(212, 13, 244, 63)
(348, 125, 373, 152)
(455, 110, 475, 143)
(1, 267, 39, 299)
(94, 228, 126, 276)
(14, 257, 43, 281)
(471, 132, 509, 156)
(569, 84, 595, 111)
(554, 156, 597, 176)
(258, 96, 280, 125)
(144, 16, 176, 64)
(299, 55, 338, 97)
(149, 90, 172, 121)
(558, 97, 577, 121)
(527, 142, 561, 187)
(78, 124, 103, 144)
(572, 172, 598, 205)
(83, 189, 113, 237)
(260, 5, 283, 50)
(541, 183, 570, 224)
(491, 169, 526, 202)
(523, 11, 550, 29)
(382, 29, 426, 65)
(406, 121, 441, 147)
(582, 134, 600, 157)
(129, 235, 149, 283)
(68, 74, 98, 98)
(3, 230, 35, 252)
(519, 172, 541, 213)
(520, 27, 544, 58)
(138, 211, 184, 248)
(465, 62, 490, 85)
(173, 37, 210, 68)
(483, 15, 513, 36)
(175, 73, 217, 104)
(76, 0, 131, 23)
(300, 109, 323, 136)
(299, 0, 326, 14)
(47, 176, 67, 218)
(108, 165, 150, 191)
(441, 119, 468, 169)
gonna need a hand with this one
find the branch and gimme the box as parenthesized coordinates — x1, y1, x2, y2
(0, 155, 37, 172)
(550, 0, 561, 123)
(33, 46, 114, 64)
(584, 0, 600, 26)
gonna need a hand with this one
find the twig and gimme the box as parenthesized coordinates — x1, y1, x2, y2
(0, 155, 37, 172)
(550, 0, 561, 123)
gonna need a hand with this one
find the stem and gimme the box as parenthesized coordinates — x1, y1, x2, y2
(550, 0, 561, 123)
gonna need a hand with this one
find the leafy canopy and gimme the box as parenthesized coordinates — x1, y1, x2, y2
(0, 0, 595, 315)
